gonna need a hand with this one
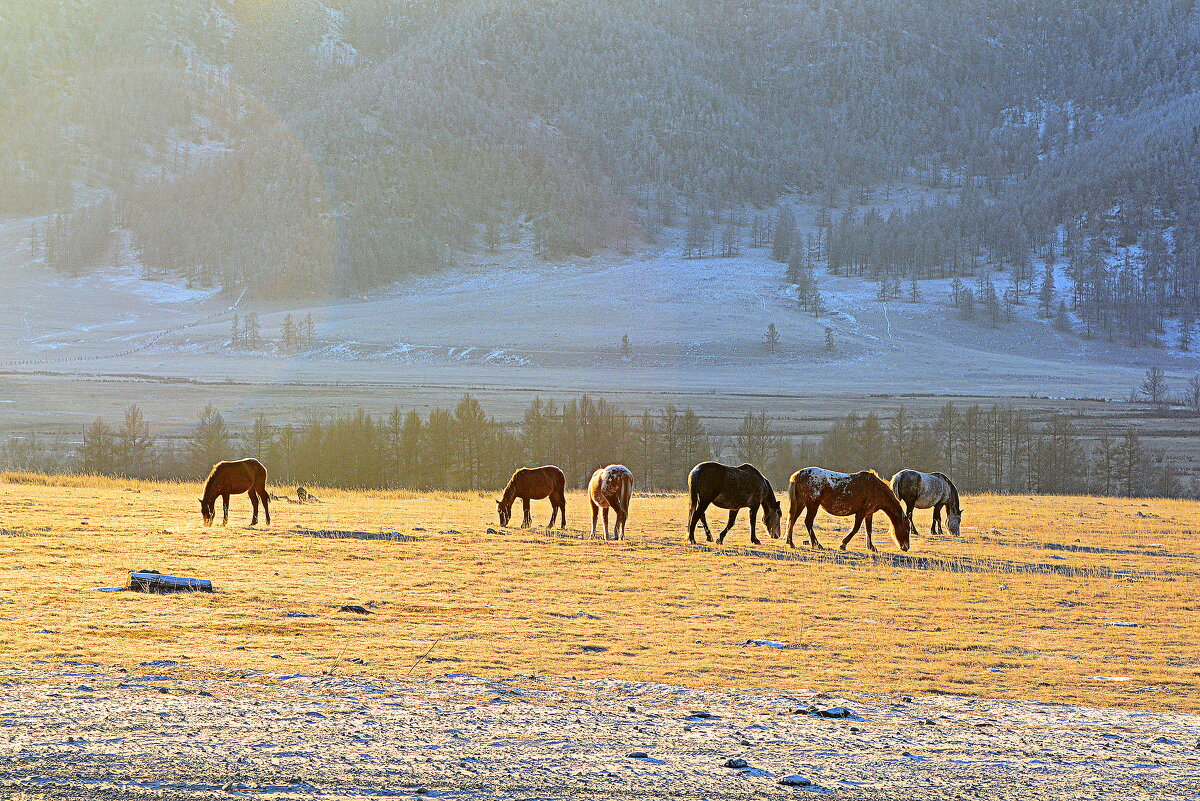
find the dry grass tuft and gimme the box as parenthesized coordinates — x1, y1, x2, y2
(0, 476, 1196, 710)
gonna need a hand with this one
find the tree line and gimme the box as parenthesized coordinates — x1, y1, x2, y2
(2, 395, 1190, 499)
(9, 1, 1200, 298)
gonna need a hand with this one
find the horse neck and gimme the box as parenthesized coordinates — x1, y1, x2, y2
(202, 474, 220, 503)
(939, 475, 961, 513)
(874, 483, 904, 524)
(500, 480, 519, 505)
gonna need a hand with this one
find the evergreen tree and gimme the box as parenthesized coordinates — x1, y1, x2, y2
(303, 313, 316, 347)
(764, 323, 780, 353)
(281, 314, 297, 351)
(1038, 263, 1057, 317)
(243, 312, 261, 349)
(771, 207, 796, 263)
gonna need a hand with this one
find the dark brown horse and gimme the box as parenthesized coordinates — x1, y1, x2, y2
(687, 462, 782, 545)
(497, 465, 567, 528)
(787, 467, 910, 552)
(200, 458, 270, 526)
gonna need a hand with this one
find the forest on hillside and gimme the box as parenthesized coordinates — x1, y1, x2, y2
(3, 0, 1200, 342)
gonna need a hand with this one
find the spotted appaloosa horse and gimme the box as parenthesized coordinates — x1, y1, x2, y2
(497, 465, 567, 528)
(686, 462, 782, 545)
(200, 458, 270, 526)
(787, 467, 910, 552)
(588, 464, 634, 540)
(890, 469, 962, 536)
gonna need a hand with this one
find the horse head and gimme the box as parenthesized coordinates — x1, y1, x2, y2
(947, 507, 962, 537)
(893, 511, 911, 551)
(763, 496, 783, 539)
(496, 499, 511, 527)
(199, 497, 214, 526)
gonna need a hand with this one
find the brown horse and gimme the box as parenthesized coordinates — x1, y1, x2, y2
(497, 465, 567, 528)
(786, 467, 910, 552)
(687, 461, 782, 545)
(588, 464, 634, 540)
(200, 458, 270, 526)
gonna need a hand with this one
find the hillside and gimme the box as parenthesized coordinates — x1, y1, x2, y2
(3, 0, 1200, 316)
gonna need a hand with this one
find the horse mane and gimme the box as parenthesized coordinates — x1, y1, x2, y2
(201, 461, 227, 498)
(499, 471, 521, 504)
(932, 471, 961, 512)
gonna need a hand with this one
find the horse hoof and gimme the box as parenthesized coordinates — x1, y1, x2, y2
(750, 539, 761, 545)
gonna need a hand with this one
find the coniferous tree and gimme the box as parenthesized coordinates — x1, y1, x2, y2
(771, 207, 796, 263)
(764, 323, 780, 353)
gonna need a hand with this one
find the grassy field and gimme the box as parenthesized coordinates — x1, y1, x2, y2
(0, 473, 1196, 711)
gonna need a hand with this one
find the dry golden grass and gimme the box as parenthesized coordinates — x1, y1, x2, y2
(0, 474, 1196, 710)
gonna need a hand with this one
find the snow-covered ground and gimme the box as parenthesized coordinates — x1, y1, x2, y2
(3, 665, 1197, 799)
(1, 210, 1198, 432)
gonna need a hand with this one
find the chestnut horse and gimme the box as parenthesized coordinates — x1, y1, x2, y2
(588, 464, 634, 540)
(687, 461, 782, 545)
(497, 465, 567, 528)
(200, 458, 270, 526)
(890, 469, 962, 536)
(787, 467, 910, 552)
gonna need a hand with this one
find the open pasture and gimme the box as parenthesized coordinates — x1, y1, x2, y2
(0, 474, 1196, 712)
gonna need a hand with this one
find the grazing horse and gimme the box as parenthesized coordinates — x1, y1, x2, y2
(497, 465, 567, 528)
(890, 469, 962, 537)
(200, 458, 270, 526)
(687, 462, 782, 545)
(787, 467, 910, 552)
(588, 464, 634, 540)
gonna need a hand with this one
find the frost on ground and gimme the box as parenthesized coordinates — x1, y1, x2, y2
(2, 666, 1198, 800)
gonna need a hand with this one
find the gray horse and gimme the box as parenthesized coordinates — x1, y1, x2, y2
(890, 469, 962, 536)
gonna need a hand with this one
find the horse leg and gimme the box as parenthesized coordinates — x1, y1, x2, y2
(805, 505, 824, 549)
(613, 498, 626, 540)
(556, 492, 567, 529)
(786, 504, 800, 548)
(602, 506, 611, 541)
(864, 514, 877, 553)
(250, 491, 259, 526)
(260, 489, 271, 525)
(748, 504, 761, 546)
(687, 498, 709, 544)
(221, 494, 230, 526)
(716, 509, 738, 545)
(521, 497, 532, 528)
(839, 513, 865, 551)
(931, 504, 942, 536)
(590, 500, 599, 539)
(904, 499, 916, 536)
